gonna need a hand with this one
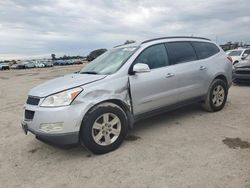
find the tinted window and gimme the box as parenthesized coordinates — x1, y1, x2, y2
(134, 44, 169, 69)
(243, 50, 250, 55)
(165, 42, 197, 64)
(192, 42, 220, 59)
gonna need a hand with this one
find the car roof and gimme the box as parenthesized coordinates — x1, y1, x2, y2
(141, 36, 210, 44)
(114, 36, 213, 49)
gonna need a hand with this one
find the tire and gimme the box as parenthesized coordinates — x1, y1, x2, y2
(202, 79, 228, 112)
(80, 103, 128, 154)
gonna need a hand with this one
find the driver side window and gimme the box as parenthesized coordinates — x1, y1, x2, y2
(134, 44, 169, 69)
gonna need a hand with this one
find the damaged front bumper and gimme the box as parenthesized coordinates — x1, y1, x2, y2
(21, 121, 79, 146)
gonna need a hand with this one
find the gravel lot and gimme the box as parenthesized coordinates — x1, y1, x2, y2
(0, 65, 249, 188)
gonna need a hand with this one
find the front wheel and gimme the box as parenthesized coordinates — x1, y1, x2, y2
(202, 79, 228, 112)
(80, 103, 128, 154)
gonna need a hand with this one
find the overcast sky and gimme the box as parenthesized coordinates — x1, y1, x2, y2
(0, 0, 250, 60)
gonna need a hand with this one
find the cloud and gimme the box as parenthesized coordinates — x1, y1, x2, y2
(0, 0, 250, 59)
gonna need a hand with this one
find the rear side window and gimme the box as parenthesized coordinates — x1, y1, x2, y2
(192, 42, 220, 59)
(165, 42, 197, 64)
(134, 44, 169, 69)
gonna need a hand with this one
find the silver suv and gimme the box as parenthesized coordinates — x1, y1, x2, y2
(22, 36, 232, 154)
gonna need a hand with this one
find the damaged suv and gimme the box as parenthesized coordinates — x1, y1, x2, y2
(22, 36, 232, 154)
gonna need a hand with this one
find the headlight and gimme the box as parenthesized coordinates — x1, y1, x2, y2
(40, 87, 82, 107)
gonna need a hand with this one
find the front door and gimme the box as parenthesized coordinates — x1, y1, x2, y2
(129, 44, 179, 115)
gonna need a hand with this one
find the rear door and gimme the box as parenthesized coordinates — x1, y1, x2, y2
(165, 41, 208, 101)
(129, 44, 179, 115)
(191, 41, 221, 94)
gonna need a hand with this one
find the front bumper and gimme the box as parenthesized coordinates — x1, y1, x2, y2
(233, 72, 250, 82)
(22, 121, 79, 146)
(21, 102, 89, 146)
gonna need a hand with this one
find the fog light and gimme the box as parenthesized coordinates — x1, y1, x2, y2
(39, 122, 64, 133)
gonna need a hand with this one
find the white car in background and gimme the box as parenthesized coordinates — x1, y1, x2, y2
(227, 48, 250, 65)
(35, 62, 45, 68)
(32, 61, 45, 68)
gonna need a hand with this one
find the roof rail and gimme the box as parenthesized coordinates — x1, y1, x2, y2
(113, 40, 136, 48)
(141, 36, 211, 44)
(113, 44, 125, 48)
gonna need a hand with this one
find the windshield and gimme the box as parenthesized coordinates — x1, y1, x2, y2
(80, 47, 138, 75)
(228, 50, 243, 56)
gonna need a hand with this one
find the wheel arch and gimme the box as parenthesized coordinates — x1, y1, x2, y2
(214, 74, 228, 87)
(202, 75, 229, 112)
(80, 99, 134, 134)
(205, 73, 228, 99)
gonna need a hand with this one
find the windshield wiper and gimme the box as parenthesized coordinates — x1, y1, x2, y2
(80, 71, 98, 75)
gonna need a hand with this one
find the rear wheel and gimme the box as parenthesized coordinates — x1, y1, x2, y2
(202, 79, 228, 112)
(80, 103, 128, 154)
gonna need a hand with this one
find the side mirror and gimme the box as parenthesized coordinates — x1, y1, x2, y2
(133, 63, 150, 73)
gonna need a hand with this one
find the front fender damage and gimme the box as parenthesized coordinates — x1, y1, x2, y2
(77, 76, 134, 129)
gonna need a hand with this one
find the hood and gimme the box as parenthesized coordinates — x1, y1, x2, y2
(29, 73, 107, 97)
(235, 60, 250, 68)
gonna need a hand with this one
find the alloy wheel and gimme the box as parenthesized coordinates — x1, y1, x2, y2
(212, 85, 225, 107)
(92, 113, 121, 146)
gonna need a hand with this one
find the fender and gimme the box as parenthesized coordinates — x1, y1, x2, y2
(76, 76, 135, 129)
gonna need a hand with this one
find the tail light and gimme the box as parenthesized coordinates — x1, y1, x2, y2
(227, 56, 233, 64)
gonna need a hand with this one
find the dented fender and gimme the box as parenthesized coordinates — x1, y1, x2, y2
(73, 75, 134, 129)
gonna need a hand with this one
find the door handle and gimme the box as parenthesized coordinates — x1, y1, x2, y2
(200, 66, 207, 70)
(166, 73, 175, 78)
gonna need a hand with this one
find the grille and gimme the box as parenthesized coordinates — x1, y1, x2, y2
(25, 110, 35, 120)
(26, 96, 40, 105)
(235, 70, 250, 74)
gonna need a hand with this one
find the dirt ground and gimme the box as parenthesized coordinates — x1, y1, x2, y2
(0, 65, 249, 188)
